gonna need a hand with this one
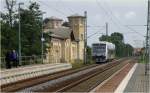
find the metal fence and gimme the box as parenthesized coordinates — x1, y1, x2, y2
(0, 54, 94, 69)
(0, 55, 46, 69)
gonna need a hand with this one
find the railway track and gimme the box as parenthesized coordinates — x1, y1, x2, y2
(1, 63, 99, 92)
(19, 58, 129, 92)
(63, 59, 135, 92)
(44, 58, 133, 92)
(1, 58, 131, 92)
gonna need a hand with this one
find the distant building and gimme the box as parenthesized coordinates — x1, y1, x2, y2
(44, 15, 85, 63)
(133, 48, 143, 56)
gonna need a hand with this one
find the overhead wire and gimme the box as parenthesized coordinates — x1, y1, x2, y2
(125, 25, 147, 26)
(36, 0, 67, 16)
(98, 0, 146, 37)
(87, 27, 105, 39)
(125, 25, 145, 37)
(58, 0, 75, 14)
(95, 0, 122, 31)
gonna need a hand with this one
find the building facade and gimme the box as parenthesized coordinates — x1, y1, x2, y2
(44, 15, 85, 63)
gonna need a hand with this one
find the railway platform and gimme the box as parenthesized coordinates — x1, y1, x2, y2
(0, 63, 72, 85)
(116, 63, 150, 93)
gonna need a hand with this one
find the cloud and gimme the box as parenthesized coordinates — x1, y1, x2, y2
(107, 0, 145, 4)
(39, 0, 94, 3)
(125, 11, 136, 19)
(114, 12, 121, 19)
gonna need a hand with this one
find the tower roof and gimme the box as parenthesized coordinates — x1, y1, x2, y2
(48, 16, 63, 21)
(68, 14, 85, 18)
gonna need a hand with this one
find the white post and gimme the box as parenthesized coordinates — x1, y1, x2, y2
(18, 2, 24, 66)
(41, 12, 46, 64)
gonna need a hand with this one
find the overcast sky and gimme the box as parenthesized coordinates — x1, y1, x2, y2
(1, 0, 148, 48)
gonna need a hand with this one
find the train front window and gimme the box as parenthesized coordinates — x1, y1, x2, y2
(99, 44, 106, 53)
(92, 44, 106, 54)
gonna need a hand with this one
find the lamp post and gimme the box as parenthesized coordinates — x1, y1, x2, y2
(18, 2, 24, 66)
(84, 11, 87, 64)
(41, 12, 46, 64)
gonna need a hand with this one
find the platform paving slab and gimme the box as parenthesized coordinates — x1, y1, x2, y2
(124, 63, 150, 93)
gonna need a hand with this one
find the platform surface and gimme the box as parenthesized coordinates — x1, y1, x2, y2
(0, 63, 72, 85)
(124, 63, 150, 92)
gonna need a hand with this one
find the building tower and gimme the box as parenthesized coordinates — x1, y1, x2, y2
(45, 16, 63, 29)
(68, 14, 86, 60)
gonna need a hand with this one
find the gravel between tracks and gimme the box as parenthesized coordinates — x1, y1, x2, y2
(1, 58, 128, 92)
(20, 58, 128, 92)
(18, 63, 108, 92)
(1, 64, 98, 92)
(65, 59, 133, 92)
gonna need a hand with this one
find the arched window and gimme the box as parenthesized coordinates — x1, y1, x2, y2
(81, 34, 84, 40)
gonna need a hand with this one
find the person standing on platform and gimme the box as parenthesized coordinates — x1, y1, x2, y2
(11, 50, 18, 68)
(5, 51, 11, 69)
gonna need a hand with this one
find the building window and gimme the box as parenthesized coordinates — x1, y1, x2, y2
(81, 20, 84, 25)
(81, 34, 84, 40)
(56, 21, 59, 26)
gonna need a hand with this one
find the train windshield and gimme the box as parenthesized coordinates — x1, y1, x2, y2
(92, 44, 106, 54)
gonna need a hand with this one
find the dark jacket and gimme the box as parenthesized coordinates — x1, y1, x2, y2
(5, 52, 11, 62)
(10, 52, 18, 61)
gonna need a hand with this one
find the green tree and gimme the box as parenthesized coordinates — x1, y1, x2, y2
(87, 46, 92, 63)
(1, 1, 50, 57)
(19, 2, 43, 56)
(111, 32, 124, 42)
(99, 35, 111, 42)
(1, 11, 18, 56)
(99, 32, 133, 57)
(1, 21, 18, 56)
(62, 21, 70, 27)
(110, 33, 125, 57)
(125, 44, 134, 56)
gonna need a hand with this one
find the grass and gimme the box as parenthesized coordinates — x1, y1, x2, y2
(138, 55, 149, 64)
(71, 60, 94, 69)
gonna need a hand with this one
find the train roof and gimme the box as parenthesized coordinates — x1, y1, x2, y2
(92, 41, 115, 49)
(93, 41, 114, 45)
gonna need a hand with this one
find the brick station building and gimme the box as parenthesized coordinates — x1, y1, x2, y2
(43, 14, 85, 63)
